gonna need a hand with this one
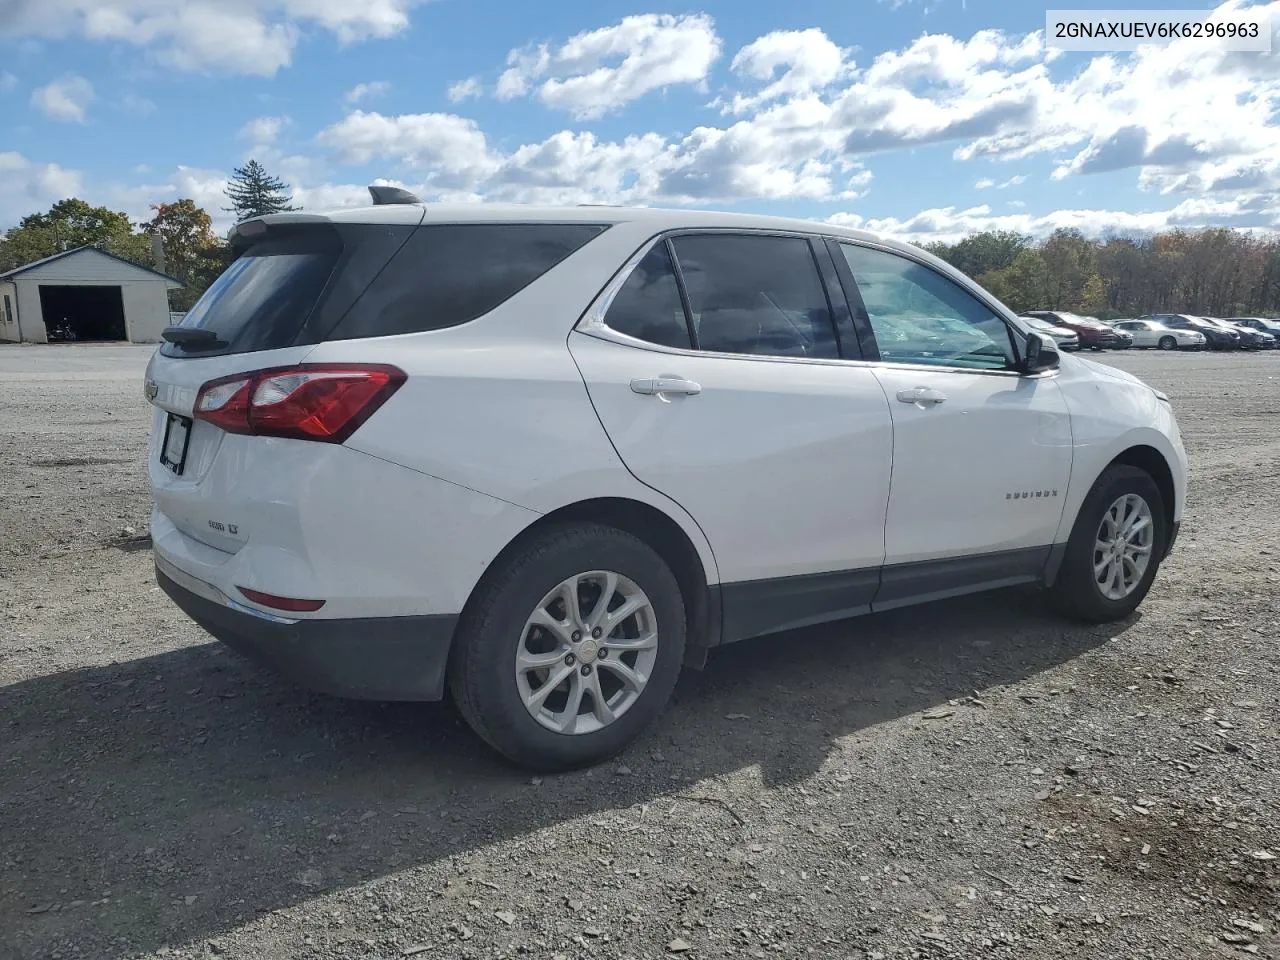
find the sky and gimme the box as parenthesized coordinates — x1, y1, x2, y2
(1, 0, 1279, 242)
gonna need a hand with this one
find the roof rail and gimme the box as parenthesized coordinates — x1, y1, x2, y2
(368, 185, 424, 205)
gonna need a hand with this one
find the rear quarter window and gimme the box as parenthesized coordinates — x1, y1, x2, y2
(325, 223, 608, 341)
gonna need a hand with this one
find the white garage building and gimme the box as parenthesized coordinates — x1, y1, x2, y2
(0, 245, 182, 344)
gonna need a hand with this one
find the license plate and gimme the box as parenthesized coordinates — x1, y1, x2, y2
(160, 413, 192, 475)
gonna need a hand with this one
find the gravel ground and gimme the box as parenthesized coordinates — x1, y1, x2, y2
(1, 343, 1277, 960)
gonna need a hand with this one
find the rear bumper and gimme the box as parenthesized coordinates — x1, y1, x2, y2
(158, 567, 457, 701)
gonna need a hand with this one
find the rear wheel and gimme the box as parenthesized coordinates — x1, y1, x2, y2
(1050, 465, 1167, 622)
(448, 523, 686, 771)
(1158, 336, 1177, 351)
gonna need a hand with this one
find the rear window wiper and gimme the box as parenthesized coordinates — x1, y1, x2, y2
(161, 327, 228, 349)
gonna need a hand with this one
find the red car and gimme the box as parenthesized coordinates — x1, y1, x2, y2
(1019, 311, 1133, 351)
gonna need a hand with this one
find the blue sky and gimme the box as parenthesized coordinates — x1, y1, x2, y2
(2, 0, 1278, 241)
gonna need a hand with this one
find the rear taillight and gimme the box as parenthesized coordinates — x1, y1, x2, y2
(194, 364, 405, 443)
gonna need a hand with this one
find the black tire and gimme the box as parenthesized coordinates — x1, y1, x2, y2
(1050, 465, 1167, 622)
(1157, 336, 1177, 351)
(448, 522, 686, 771)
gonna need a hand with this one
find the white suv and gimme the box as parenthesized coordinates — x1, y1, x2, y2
(145, 189, 1188, 770)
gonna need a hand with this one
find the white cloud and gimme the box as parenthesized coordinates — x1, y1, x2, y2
(946, 2, 1280, 195)
(2, 0, 425, 76)
(316, 96, 872, 206)
(345, 81, 390, 105)
(494, 14, 722, 119)
(489, 131, 668, 204)
(0, 153, 83, 225)
(828, 194, 1280, 245)
(31, 75, 94, 123)
(975, 174, 1025, 189)
(655, 96, 863, 202)
(727, 28, 850, 113)
(0, 72, 17, 93)
(238, 115, 290, 145)
(316, 111, 501, 188)
(447, 76, 483, 103)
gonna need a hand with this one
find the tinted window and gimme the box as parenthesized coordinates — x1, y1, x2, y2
(329, 223, 606, 341)
(669, 235, 839, 359)
(170, 231, 342, 356)
(841, 244, 1014, 370)
(603, 243, 691, 349)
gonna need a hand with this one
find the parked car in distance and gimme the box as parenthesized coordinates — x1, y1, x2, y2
(1226, 317, 1280, 341)
(1019, 314, 1080, 351)
(1215, 318, 1276, 350)
(1111, 318, 1206, 351)
(1147, 314, 1240, 351)
(1020, 311, 1133, 350)
(144, 192, 1188, 770)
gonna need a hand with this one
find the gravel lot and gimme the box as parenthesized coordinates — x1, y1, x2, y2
(1, 343, 1277, 960)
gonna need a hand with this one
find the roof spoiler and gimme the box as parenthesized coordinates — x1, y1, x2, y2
(368, 185, 423, 205)
(228, 213, 331, 249)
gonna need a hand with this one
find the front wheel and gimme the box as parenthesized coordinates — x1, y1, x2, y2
(1050, 465, 1167, 622)
(1158, 336, 1177, 351)
(448, 523, 686, 771)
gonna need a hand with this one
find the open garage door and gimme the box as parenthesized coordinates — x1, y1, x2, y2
(39, 285, 126, 342)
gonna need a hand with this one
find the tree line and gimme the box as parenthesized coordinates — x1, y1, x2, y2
(0, 160, 295, 311)
(923, 228, 1280, 320)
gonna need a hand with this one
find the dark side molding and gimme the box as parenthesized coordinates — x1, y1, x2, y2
(709, 546, 1054, 646)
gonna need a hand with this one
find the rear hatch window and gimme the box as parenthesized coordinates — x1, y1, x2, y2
(162, 231, 342, 357)
(162, 221, 607, 358)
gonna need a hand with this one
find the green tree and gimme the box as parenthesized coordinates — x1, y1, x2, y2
(976, 249, 1051, 313)
(977, 248, 1049, 312)
(1041, 228, 1096, 310)
(942, 230, 1030, 279)
(0, 198, 150, 271)
(143, 199, 228, 311)
(1077, 273, 1109, 317)
(224, 159, 297, 222)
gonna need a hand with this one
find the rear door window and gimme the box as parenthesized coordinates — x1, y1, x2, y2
(327, 223, 607, 341)
(668, 234, 840, 359)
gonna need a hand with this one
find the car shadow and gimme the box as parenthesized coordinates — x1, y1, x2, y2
(0, 587, 1128, 957)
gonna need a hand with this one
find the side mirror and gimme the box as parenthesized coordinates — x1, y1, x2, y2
(1022, 331, 1060, 374)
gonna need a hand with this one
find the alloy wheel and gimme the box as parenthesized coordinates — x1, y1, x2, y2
(515, 571, 658, 734)
(1093, 493, 1155, 601)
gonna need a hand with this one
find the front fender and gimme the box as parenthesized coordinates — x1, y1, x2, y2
(1054, 358, 1188, 544)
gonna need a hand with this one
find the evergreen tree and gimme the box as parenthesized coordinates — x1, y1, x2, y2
(223, 160, 297, 221)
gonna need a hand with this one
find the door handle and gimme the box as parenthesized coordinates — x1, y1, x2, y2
(630, 376, 702, 397)
(896, 387, 947, 407)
